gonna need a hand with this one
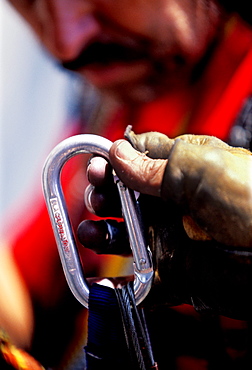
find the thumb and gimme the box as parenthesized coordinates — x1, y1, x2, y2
(109, 140, 167, 197)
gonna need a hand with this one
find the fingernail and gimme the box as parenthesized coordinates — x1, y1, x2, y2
(84, 184, 96, 215)
(113, 140, 139, 161)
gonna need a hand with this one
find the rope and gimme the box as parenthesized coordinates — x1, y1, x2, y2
(115, 282, 158, 370)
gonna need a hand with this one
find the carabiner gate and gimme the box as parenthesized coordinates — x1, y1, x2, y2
(42, 134, 153, 308)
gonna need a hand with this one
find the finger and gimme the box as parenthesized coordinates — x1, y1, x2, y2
(87, 156, 113, 187)
(109, 140, 168, 197)
(84, 183, 122, 217)
(77, 219, 132, 256)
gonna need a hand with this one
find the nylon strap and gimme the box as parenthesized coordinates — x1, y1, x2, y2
(85, 282, 158, 369)
(84, 283, 131, 369)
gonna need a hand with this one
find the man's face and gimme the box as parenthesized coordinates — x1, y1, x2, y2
(8, 0, 222, 103)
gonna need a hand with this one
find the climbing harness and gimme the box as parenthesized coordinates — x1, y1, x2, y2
(42, 134, 157, 369)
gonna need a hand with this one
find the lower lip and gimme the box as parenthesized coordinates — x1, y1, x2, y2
(81, 61, 149, 88)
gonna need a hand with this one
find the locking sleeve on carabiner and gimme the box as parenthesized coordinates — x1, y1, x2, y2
(42, 134, 153, 308)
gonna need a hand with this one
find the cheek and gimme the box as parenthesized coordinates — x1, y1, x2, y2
(152, 0, 221, 61)
(95, 0, 161, 38)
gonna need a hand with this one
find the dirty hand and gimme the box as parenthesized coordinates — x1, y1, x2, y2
(79, 127, 252, 249)
(77, 128, 252, 317)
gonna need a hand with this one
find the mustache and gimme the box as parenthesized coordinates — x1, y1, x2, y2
(62, 41, 148, 71)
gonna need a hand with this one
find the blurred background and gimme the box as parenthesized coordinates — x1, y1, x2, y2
(0, 1, 88, 239)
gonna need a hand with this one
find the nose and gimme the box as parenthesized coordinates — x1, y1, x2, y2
(47, 0, 100, 61)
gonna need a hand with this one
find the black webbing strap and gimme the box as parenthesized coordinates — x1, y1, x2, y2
(85, 282, 158, 369)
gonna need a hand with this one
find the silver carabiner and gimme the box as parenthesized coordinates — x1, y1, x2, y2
(42, 134, 153, 308)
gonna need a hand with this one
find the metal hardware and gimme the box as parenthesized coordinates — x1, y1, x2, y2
(42, 134, 153, 308)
